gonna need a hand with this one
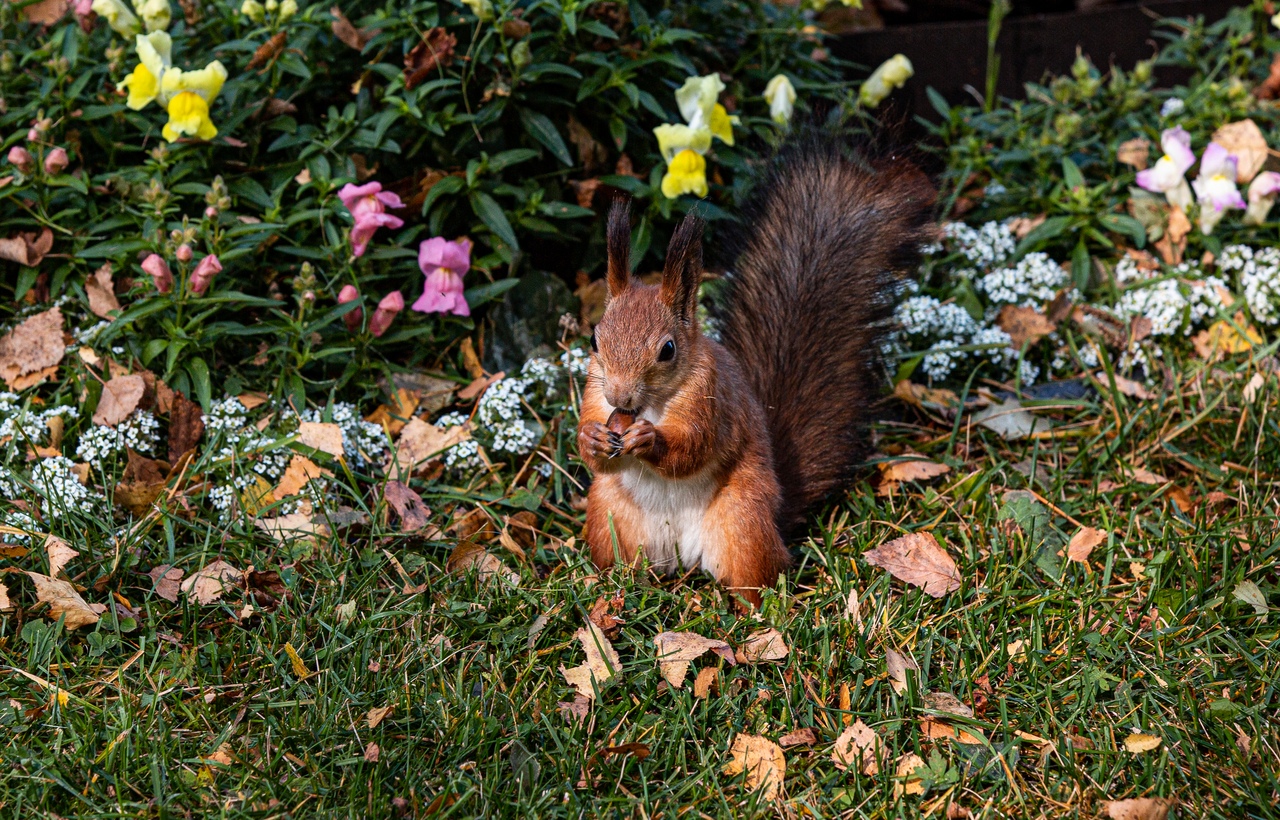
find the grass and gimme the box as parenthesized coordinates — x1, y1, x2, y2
(2, 344, 1278, 819)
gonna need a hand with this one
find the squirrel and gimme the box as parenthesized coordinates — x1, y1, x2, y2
(576, 134, 936, 606)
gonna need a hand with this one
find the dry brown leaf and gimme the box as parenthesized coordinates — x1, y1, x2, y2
(330, 5, 370, 50)
(1212, 120, 1267, 183)
(778, 727, 817, 748)
(1242, 372, 1267, 403)
(274, 455, 332, 498)
(1008, 213, 1047, 238)
(26, 571, 99, 629)
(693, 666, 718, 699)
(0, 581, 9, 610)
(1123, 733, 1162, 753)
(652, 631, 735, 688)
(180, 559, 243, 605)
(247, 31, 287, 70)
(404, 27, 457, 90)
(723, 734, 785, 801)
(560, 622, 621, 699)
(85, 262, 121, 318)
(366, 704, 394, 729)
(878, 459, 951, 483)
(863, 532, 961, 598)
(0, 228, 53, 266)
(167, 391, 205, 463)
(893, 752, 927, 797)
(255, 511, 330, 544)
(1116, 138, 1151, 170)
(0, 307, 64, 390)
(892, 380, 960, 413)
(363, 742, 380, 763)
(886, 648, 919, 695)
(1104, 798, 1174, 820)
(446, 541, 519, 586)
(1258, 51, 1280, 99)
(45, 535, 77, 578)
(920, 718, 986, 745)
(457, 371, 503, 401)
(997, 304, 1056, 349)
(17, 0, 68, 24)
(832, 719, 883, 774)
(114, 450, 171, 517)
(735, 627, 789, 663)
(1066, 526, 1106, 564)
(149, 564, 183, 602)
(93, 375, 146, 427)
(1126, 466, 1168, 485)
(1102, 372, 1157, 400)
(365, 387, 420, 437)
(383, 480, 431, 532)
(296, 421, 345, 459)
(389, 417, 468, 478)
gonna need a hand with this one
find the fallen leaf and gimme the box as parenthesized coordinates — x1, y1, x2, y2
(723, 734, 785, 801)
(1116, 138, 1150, 170)
(383, 480, 432, 532)
(404, 27, 457, 90)
(446, 541, 519, 586)
(1167, 206, 1191, 246)
(1066, 526, 1106, 564)
(863, 532, 961, 598)
(558, 694, 590, 725)
(997, 304, 1056, 349)
(1212, 120, 1267, 183)
(832, 719, 883, 775)
(283, 642, 309, 678)
(920, 718, 986, 745)
(972, 396, 1052, 441)
(26, 572, 99, 629)
(735, 627, 789, 663)
(878, 458, 951, 483)
(457, 371, 503, 401)
(1008, 213, 1047, 238)
(330, 5, 370, 50)
(778, 727, 817, 748)
(389, 417, 468, 478)
(0, 581, 9, 609)
(0, 307, 64, 390)
(1100, 372, 1157, 400)
(1126, 466, 1168, 485)
(365, 387, 420, 436)
(274, 455, 332, 498)
(892, 752, 926, 797)
(1242, 372, 1267, 402)
(886, 649, 919, 695)
(1123, 733, 1162, 753)
(17, 0, 68, 24)
(693, 667, 718, 698)
(0, 228, 53, 266)
(167, 391, 205, 462)
(180, 559, 243, 605)
(297, 421, 345, 459)
(567, 115, 608, 172)
(366, 704, 394, 729)
(652, 631, 735, 688)
(560, 622, 621, 699)
(599, 742, 650, 760)
(893, 380, 960, 413)
(114, 449, 171, 516)
(85, 262, 121, 318)
(255, 511, 330, 544)
(1258, 51, 1280, 99)
(585, 592, 624, 637)
(1232, 580, 1269, 616)
(1104, 798, 1174, 820)
(363, 743, 380, 763)
(45, 535, 77, 578)
(1193, 315, 1262, 360)
(93, 375, 146, 426)
(149, 564, 183, 602)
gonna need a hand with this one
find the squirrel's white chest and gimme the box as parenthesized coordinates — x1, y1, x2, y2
(619, 467, 718, 574)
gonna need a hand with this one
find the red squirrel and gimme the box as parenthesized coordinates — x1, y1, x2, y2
(576, 136, 936, 605)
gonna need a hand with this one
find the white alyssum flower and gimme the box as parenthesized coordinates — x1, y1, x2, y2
(300, 402, 386, 469)
(1159, 98, 1185, 118)
(922, 340, 962, 381)
(943, 221, 1017, 270)
(30, 456, 98, 517)
(1116, 279, 1187, 337)
(1220, 244, 1280, 325)
(559, 347, 590, 377)
(978, 253, 1071, 308)
(74, 411, 161, 461)
(895, 295, 980, 340)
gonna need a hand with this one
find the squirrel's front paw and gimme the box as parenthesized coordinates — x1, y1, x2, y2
(620, 419, 657, 457)
(578, 422, 618, 461)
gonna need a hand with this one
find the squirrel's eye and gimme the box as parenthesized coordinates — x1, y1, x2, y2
(590, 330, 598, 353)
(658, 339, 676, 362)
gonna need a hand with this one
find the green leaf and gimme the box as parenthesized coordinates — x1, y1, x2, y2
(1061, 157, 1085, 189)
(518, 108, 572, 166)
(1097, 213, 1147, 248)
(422, 175, 466, 215)
(488, 149, 540, 172)
(187, 357, 212, 411)
(1071, 238, 1090, 291)
(463, 277, 520, 307)
(1014, 216, 1073, 258)
(927, 87, 951, 119)
(469, 191, 519, 250)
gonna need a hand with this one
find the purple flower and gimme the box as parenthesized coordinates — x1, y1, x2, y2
(7, 146, 33, 174)
(1245, 171, 1280, 226)
(189, 254, 222, 295)
(1135, 127, 1195, 210)
(1192, 142, 1246, 235)
(369, 291, 404, 337)
(338, 284, 363, 332)
(412, 237, 471, 317)
(142, 253, 173, 294)
(338, 182, 404, 257)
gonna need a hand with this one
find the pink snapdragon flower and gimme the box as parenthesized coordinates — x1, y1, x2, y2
(1192, 142, 1246, 235)
(189, 254, 222, 295)
(7, 146, 33, 174)
(1135, 127, 1195, 211)
(338, 182, 404, 257)
(44, 147, 69, 175)
(369, 291, 404, 337)
(338, 284, 364, 332)
(1245, 171, 1280, 226)
(176, 243, 193, 262)
(412, 237, 471, 316)
(142, 253, 173, 293)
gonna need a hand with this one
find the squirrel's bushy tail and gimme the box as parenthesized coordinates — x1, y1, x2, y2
(718, 133, 936, 533)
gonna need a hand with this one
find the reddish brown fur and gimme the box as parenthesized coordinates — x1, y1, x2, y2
(579, 137, 935, 604)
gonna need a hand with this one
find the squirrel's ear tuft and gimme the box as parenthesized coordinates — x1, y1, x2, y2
(606, 197, 632, 298)
(661, 212, 704, 323)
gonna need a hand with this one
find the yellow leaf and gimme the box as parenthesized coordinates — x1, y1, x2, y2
(284, 642, 310, 679)
(723, 734, 785, 800)
(1124, 733, 1162, 753)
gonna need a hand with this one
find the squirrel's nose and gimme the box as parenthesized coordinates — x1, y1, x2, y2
(603, 384, 641, 414)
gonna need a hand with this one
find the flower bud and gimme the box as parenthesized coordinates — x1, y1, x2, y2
(369, 290, 404, 337)
(7, 145, 33, 174)
(241, 0, 264, 21)
(338, 285, 363, 332)
(502, 18, 531, 39)
(142, 254, 173, 294)
(204, 206, 219, 219)
(189, 254, 222, 295)
(512, 41, 532, 69)
(43, 147, 69, 175)
(279, 0, 297, 19)
(176, 243, 193, 262)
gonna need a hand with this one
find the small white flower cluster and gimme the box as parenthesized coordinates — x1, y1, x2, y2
(978, 253, 1072, 310)
(477, 378, 539, 455)
(559, 347, 590, 377)
(0, 464, 18, 498)
(202, 398, 290, 516)
(1114, 262, 1229, 337)
(0, 393, 79, 449)
(435, 411, 483, 473)
(1219, 244, 1280, 325)
(300, 402, 387, 469)
(74, 411, 161, 462)
(1160, 97, 1185, 118)
(204, 397, 250, 431)
(520, 357, 562, 399)
(1, 510, 37, 544)
(943, 220, 1017, 270)
(73, 320, 112, 346)
(30, 456, 99, 517)
(896, 295, 981, 340)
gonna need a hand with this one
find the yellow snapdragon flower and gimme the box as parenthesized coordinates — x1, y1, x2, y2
(661, 150, 708, 199)
(134, 0, 171, 32)
(675, 73, 734, 145)
(119, 32, 228, 142)
(92, 0, 141, 37)
(119, 31, 170, 109)
(462, 0, 495, 21)
(653, 123, 711, 164)
(859, 54, 913, 109)
(763, 74, 796, 124)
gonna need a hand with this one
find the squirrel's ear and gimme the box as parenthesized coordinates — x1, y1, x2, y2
(660, 213, 704, 323)
(606, 197, 632, 299)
